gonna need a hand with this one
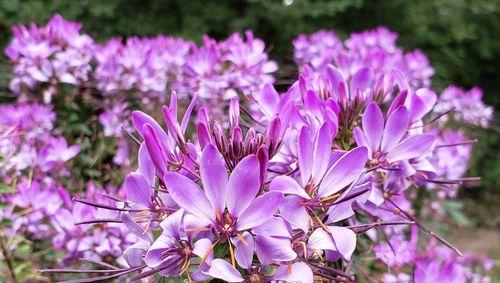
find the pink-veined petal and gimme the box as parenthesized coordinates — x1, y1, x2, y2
(236, 192, 283, 231)
(164, 172, 215, 225)
(318, 147, 368, 198)
(381, 106, 409, 153)
(204, 259, 244, 282)
(362, 103, 384, 154)
(200, 144, 228, 214)
(387, 134, 435, 162)
(226, 155, 261, 217)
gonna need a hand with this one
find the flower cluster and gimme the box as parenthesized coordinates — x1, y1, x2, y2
(293, 27, 435, 88)
(69, 66, 490, 281)
(4, 14, 94, 102)
(0, 103, 132, 268)
(2, 14, 494, 282)
(434, 85, 494, 128)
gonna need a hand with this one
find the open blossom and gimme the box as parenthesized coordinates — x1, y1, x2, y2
(434, 85, 493, 127)
(427, 129, 473, 197)
(5, 14, 94, 99)
(293, 27, 434, 88)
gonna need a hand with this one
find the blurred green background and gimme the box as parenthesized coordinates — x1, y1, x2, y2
(0, 0, 498, 212)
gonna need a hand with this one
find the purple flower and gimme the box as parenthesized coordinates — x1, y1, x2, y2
(164, 145, 292, 271)
(435, 86, 493, 128)
(354, 102, 435, 167)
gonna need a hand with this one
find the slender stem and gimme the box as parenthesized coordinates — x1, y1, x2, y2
(386, 198, 462, 256)
(0, 236, 18, 283)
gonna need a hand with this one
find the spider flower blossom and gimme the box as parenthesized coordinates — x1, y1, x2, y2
(434, 85, 494, 128)
(5, 14, 94, 100)
(293, 27, 434, 88)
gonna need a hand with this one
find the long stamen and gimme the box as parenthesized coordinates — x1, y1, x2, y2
(386, 198, 462, 256)
(75, 219, 122, 225)
(436, 139, 478, 148)
(186, 226, 212, 232)
(198, 239, 219, 269)
(228, 241, 236, 268)
(73, 198, 144, 212)
(236, 232, 248, 246)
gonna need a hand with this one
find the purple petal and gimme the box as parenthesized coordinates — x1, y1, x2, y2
(318, 147, 368, 198)
(132, 110, 169, 147)
(252, 216, 291, 238)
(387, 134, 435, 162)
(407, 88, 437, 122)
(325, 200, 355, 224)
(254, 235, 296, 265)
(312, 122, 333, 182)
(121, 212, 153, 242)
(232, 232, 255, 269)
(226, 155, 261, 217)
(236, 192, 283, 231)
(164, 172, 215, 225)
(279, 196, 310, 232)
(380, 106, 409, 153)
(254, 83, 279, 117)
(142, 124, 168, 177)
(387, 90, 408, 117)
(124, 172, 152, 209)
(326, 65, 345, 93)
(351, 67, 373, 92)
(200, 144, 228, 214)
(308, 228, 336, 250)
(362, 103, 384, 154)
(159, 209, 184, 240)
(124, 241, 150, 267)
(298, 126, 314, 185)
(272, 262, 313, 283)
(329, 226, 356, 260)
(353, 127, 371, 156)
(144, 235, 176, 267)
(204, 259, 244, 282)
(269, 175, 310, 199)
(193, 238, 214, 264)
(138, 143, 155, 185)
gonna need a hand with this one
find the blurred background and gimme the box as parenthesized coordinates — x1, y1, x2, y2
(0, 0, 498, 273)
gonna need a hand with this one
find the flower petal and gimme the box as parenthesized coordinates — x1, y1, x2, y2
(226, 155, 261, 217)
(232, 231, 255, 269)
(252, 216, 291, 238)
(329, 226, 357, 260)
(204, 259, 244, 282)
(142, 124, 169, 177)
(164, 172, 215, 225)
(200, 144, 228, 213)
(124, 172, 152, 209)
(269, 175, 310, 199)
(387, 134, 435, 162)
(279, 196, 310, 232)
(254, 235, 296, 266)
(318, 147, 368, 198)
(362, 102, 384, 154)
(144, 235, 176, 267)
(193, 238, 214, 264)
(272, 262, 313, 283)
(351, 67, 373, 92)
(237, 192, 283, 231)
(308, 228, 336, 250)
(298, 126, 314, 185)
(312, 122, 333, 182)
(381, 106, 409, 153)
